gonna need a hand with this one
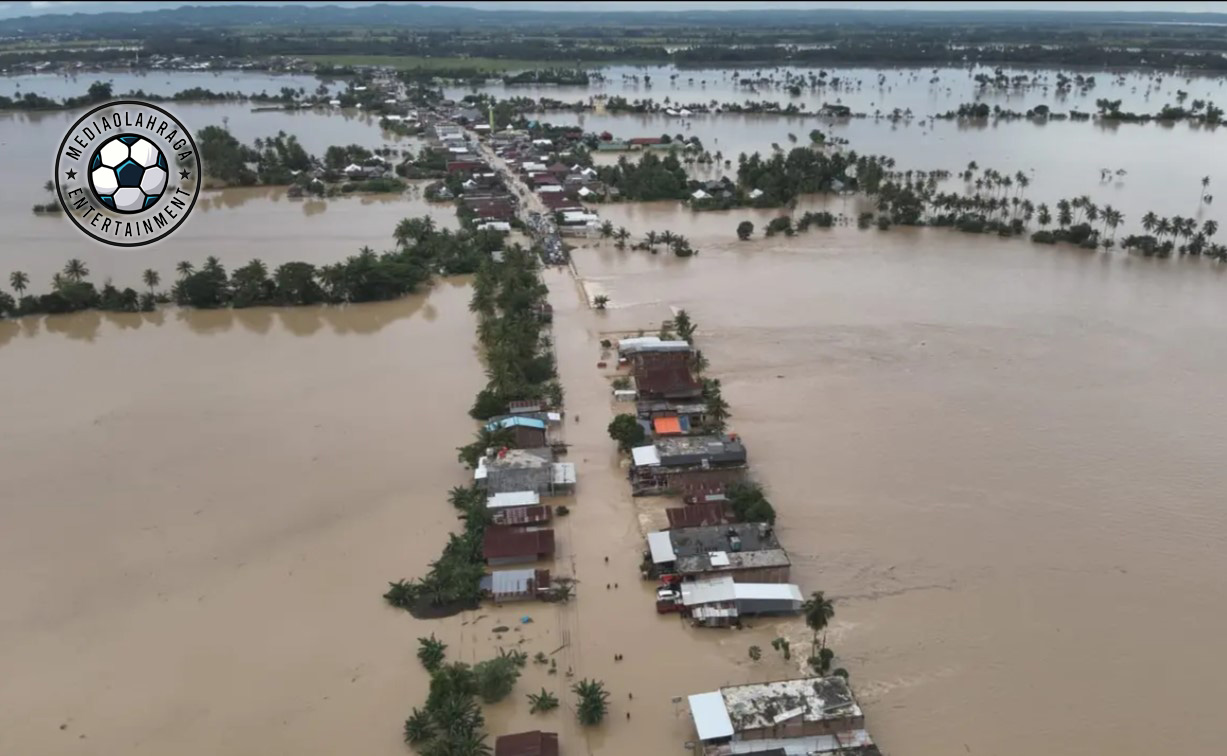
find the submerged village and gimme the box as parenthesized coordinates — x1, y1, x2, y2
(366, 70, 884, 756)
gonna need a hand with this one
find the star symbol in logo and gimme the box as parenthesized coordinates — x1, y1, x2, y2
(179, 169, 192, 180)
(65, 169, 77, 180)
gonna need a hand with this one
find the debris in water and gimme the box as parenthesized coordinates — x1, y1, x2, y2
(493, 625, 510, 633)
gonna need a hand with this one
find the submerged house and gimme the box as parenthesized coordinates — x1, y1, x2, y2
(481, 568, 551, 603)
(678, 575, 803, 626)
(494, 730, 559, 756)
(644, 522, 790, 582)
(483, 526, 555, 566)
(476, 448, 576, 496)
(631, 435, 748, 496)
(633, 350, 701, 401)
(485, 415, 548, 448)
(666, 501, 731, 529)
(687, 677, 875, 756)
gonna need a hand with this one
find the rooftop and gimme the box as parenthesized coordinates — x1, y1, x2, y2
(495, 730, 559, 756)
(675, 548, 791, 576)
(666, 501, 731, 529)
(483, 527, 555, 561)
(721, 677, 862, 734)
(669, 522, 779, 558)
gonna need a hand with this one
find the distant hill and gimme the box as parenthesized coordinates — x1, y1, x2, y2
(8, 2, 1227, 36)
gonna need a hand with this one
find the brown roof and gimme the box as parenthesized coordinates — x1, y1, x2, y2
(632, 351, 693, 370)
(492, 505, 554, 527)
(670, 468, 747, 498)
(667, 501, 732, 529)
(495, 731, 559, 756)
(483, 527, 556, 560)
(634, 366, 701, 399)
(629, 137, 663, 145)
(547, 161, 570, 175)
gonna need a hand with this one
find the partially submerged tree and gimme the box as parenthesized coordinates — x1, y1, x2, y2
(608, 413, 646, 452)
(572, 679, 610, 725)
(417, 634, 447, 673)
(803, 590, 836, 656)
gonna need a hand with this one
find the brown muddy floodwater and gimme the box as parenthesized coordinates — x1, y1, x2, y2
(573, 206, 1227, 756)
(4, 68, 1227, 756)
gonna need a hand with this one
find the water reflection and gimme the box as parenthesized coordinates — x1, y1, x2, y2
(0, 279, 469, 347)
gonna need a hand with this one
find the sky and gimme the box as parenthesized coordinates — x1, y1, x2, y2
(4, 0, 1227, 19)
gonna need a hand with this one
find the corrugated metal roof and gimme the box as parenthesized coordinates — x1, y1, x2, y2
(647, 531, 676, 564)
(490, 568, 537, 596)
(632, 445, 661, 467)
(486, 416, 547, 432)
(689, 691, 735, 741)
(734, 582, 803, 602)
(487, 491, 541, 509)
(551, 463, 576, 485)
(483, 528, 555, 560)
(681, 575, 737, 606)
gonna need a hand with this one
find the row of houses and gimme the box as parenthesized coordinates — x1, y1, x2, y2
(485, 127, 611, 235)
(605, 333, 806, 629)
(473, 407, 577, 601)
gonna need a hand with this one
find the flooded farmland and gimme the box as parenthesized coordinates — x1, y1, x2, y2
(3, 65, 1227, 756)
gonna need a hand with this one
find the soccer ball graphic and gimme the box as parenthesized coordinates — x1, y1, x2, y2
(89, 134, 168, 214)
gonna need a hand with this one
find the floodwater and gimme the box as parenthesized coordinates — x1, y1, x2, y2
(570, 209, 1227, 756)
(4, 68, 1227, 756)
(4, 70, 334, 100)
(454, 63, 1227, 239)
(1, 103, 441, 288)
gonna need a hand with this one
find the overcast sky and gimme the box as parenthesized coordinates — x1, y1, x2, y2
(5, 0, 1227, 18)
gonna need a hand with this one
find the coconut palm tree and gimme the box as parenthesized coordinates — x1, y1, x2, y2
(1155, 217, 1173, 242)
(599, 220, 614, 238)
(1204, 219, 1219, 239)
(644, 230, 658, 248)
(1036, 204, 1051, 228)
(1202, 175, 1211, 203)
(142, 269, 160, 295)
(9, 270, 29, 297)
(202, 256, 223, 276)
(803, 590, 836, 656)
(176, 260, 195, 278)
(63, 258, 89, 282)
(1142, 211, 1158, 234)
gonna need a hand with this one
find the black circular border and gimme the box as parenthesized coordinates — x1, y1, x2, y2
(87, 133, 169, 216)
(55, 99, 201, 248)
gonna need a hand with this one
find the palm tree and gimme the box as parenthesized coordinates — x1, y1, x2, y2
(176, 260, 195, 278)
(644, 230, 658, 248)
(1036, 204, 1051, 228)
(803, 590, 836, 656)
(572, 679, 609, 725)
(1202, 175, 1211, 203)
(142, 269, 160, 295)
(599, 220, 614, 238)
(63, 258, 89, 282)
(1155, 217, 1173, 241)
(1142, 211, 1158, 234)
(417, 634, 447, 672)
(51, 273, 65, 291)
(527, 689, 560, 713)
(1204, 219, 1219, 239)
(203, 256, 223, 276)
(402, 708, 434, 745)
(9, 270, 29, 297)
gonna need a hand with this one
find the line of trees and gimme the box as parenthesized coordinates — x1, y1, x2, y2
(2, 218, 505, 320)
